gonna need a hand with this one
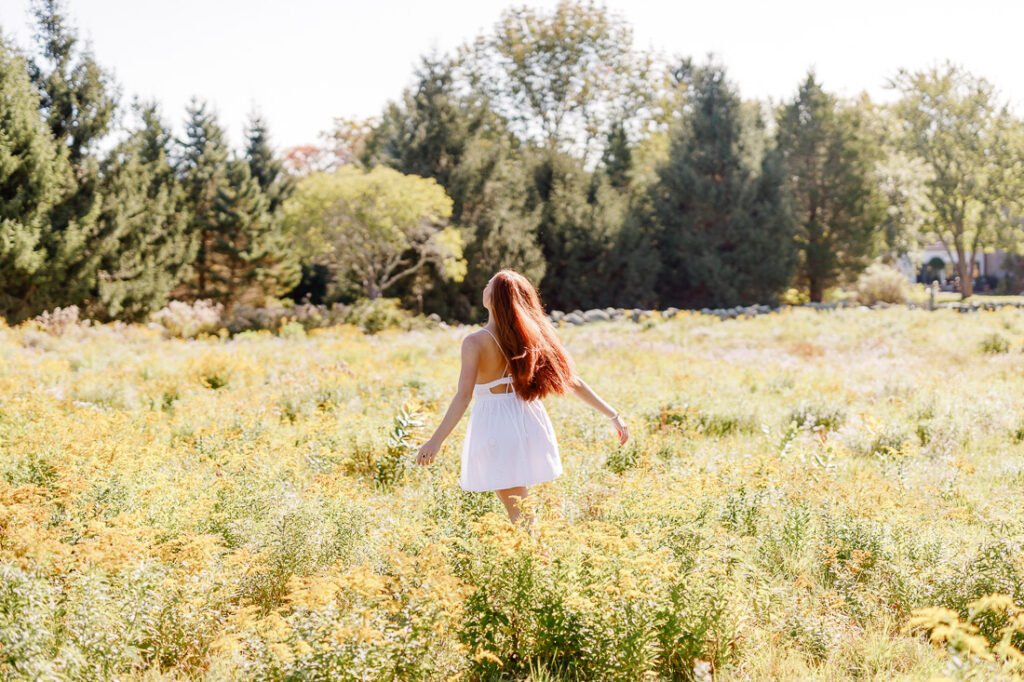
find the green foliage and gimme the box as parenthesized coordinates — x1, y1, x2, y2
(980, 332, 1011, 354)
(376, 404, 425, 490)
(363, 54, 545, 322)
(283, 166, 463, 301)
(0, 35, 71, 321)
(212, 157, 301, 302)
(464, 0, 657, 163)
(177, 97, 231, 300)
(457, 543, 733, 680)
(605, 438, 641, 474)
(28, 0, 116, 165)
(344, 297, 411, 334)
(651, 57, 799, 308)
(21, 0, 118, 316)
(888, 61, 1023, 298)
(244, 112, 295, 214)
(93, 102, 196, 320)
(775, 71, 888, 302)
(530, 150, 651, 311)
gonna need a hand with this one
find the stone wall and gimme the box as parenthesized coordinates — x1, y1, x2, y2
(545, 300, 1024, 326)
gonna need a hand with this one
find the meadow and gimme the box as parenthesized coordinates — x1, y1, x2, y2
(4, 308, 1024, 680)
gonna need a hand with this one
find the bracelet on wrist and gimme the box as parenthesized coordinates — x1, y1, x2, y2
(608, 412, 620, 420)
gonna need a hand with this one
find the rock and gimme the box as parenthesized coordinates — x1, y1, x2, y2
(663, 307, 679, 319)
(583, 309, 610, 323)
(550, 310, 564, 322)
(563, 312, 585, 325)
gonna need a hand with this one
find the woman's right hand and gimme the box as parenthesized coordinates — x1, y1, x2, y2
(611, 415, 629, 445)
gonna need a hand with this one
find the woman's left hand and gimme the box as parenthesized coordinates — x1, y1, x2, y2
(415, 438, 442, 466)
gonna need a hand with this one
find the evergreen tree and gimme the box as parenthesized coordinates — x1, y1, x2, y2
(364, 53, 471, 189)
(176, 98, 230, 301)
(212, 158, 301, 303)
(775, 71, 887, 301)
(244, 112, 294, 213)
(651, 57, 798, 308)
(601, 121, 632, 191)
(364, 54, 545, 321)
(93, 101, 196, 320)
(595, 120, 662, 308)
(27, 0, 116, 165)
(527, 151, 613, 310)
(0, 35, 74, 321)
(22, 0, 120, 314)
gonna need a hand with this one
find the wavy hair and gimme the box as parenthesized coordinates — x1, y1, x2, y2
(489, 268, 578, 401)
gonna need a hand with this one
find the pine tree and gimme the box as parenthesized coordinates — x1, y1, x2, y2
(0, 35, 74, 321)
(244, 112, 294, 213)
(600, 121, 632, 191)
(651, 57, 798, 308)
(363, 54, 545, 321)
(528, 150, 615, 310)
(211, 158, 300, 303)
(176, 97, 230, 301)
(775, 71, 886, 301)
(22, 0, 120, 314)
(93, 101, 196, 320)
(28, 0, 116, 166)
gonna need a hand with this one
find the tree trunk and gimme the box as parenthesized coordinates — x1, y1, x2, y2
(809, 276, 823, 303)
(957, 258, 974, 298)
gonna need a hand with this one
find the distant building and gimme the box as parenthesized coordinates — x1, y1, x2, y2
(894, 239, 1015, 290)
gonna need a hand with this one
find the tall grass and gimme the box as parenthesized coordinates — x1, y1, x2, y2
(1, 307, 1023, 679)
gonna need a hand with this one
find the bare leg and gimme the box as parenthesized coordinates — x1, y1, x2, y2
(495, 485, 534, 531)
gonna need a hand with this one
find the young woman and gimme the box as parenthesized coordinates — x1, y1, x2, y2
(414, 268, 629, 528)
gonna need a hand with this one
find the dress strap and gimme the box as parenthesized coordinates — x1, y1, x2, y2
(480, 327, 528, 443)
(481, 327, 511, 378)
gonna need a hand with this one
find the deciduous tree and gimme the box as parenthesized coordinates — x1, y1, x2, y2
(887, 61, 1024, 297)
(283, 166, 465, 300)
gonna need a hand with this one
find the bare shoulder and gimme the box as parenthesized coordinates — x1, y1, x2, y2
(461, 331, 484, 352)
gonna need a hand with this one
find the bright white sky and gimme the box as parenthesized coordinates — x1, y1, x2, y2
(2, 0, 1022, 153)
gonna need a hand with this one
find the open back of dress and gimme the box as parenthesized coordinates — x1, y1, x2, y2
(460, 327, 562, 491)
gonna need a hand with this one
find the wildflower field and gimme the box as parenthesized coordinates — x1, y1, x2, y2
(4, 308, 1024, 680)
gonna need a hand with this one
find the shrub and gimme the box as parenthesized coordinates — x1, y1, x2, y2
(980, 332, 1011, 354)
(344, 297, 413, 334)
(605, 439, 641, 474)
(779, 287, 809, 305)
(31, 305, 90, 336)
(150, 300, 224, 338)
(854, 263, 911, 305)
(786, 402, 846, 432)
(223, 301, 352, 334)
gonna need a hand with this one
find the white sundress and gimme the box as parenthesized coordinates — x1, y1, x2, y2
(459, 327, 563, 492)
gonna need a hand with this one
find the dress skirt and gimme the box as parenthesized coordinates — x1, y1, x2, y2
(459, 386, 562, 492)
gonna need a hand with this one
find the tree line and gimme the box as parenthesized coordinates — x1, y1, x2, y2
(3, 0, 1023, 325)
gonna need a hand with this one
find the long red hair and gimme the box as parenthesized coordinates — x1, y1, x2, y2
(489, 268, 578, 401)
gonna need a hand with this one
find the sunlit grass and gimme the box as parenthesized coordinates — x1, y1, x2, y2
(3, 307, 1024, 679)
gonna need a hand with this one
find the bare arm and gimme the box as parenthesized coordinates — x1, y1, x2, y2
(571, 375, 629, 445)
(417, 336, 479, 465)
(570, 376, 617, 418)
